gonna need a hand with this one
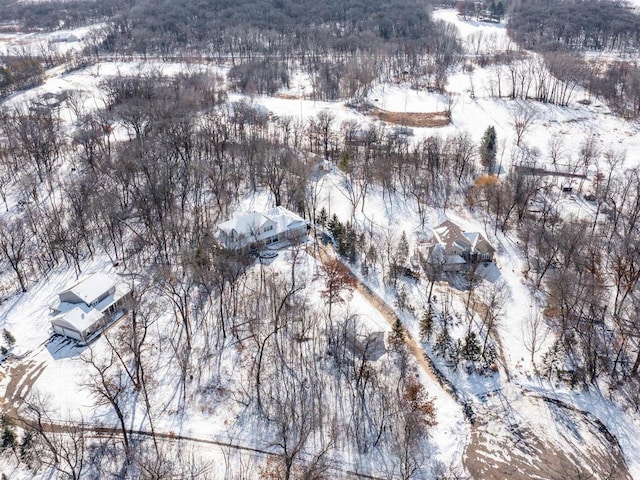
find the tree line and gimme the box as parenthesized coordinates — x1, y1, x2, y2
(0, 0, 128, 30)
(508, 0, 640, 52)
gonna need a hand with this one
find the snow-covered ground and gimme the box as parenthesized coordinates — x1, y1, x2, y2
(1, 6, 640, 479)
(0, 23, 105, 56)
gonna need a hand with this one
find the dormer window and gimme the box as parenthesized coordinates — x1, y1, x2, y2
(264, 225, 274, 233)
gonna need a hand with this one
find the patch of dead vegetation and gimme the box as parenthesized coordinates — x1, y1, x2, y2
(367, 107, 451, 127)
(273, 92, 302, 100)
(464, 394, 631, 480)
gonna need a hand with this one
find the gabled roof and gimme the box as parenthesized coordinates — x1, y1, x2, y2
(52, 304, 102, 334)
(265, 206, 306, 231)
(433, 220, 470, 250)
(217, 207, 306, 239)
(464, 231, 495, 254)
(217, 211, 272, 236)
(60, 273, 115, 306)
(432, 219, 494, 255)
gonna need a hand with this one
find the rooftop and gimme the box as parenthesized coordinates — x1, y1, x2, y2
(217, 211, 271, 235)
(218, 206, 306, 236)
(52, 304, 103, 334)
(61, 272, 115, 306)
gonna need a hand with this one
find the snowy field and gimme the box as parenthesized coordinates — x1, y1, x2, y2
(1, 6, 640, 479)
(0, 23, 104, 56)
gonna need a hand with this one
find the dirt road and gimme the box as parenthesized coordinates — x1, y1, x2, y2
(310, 241, 632, 480)
(310, 242, 457, 401)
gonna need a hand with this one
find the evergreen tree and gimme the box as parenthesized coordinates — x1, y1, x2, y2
(463, 330, 482, 361)
(420, 308, 434, 341)
(2, 329, 15, 347)
(343, 222, 358, 262)
(1, 427, 15, 449)
(317, 207, 328, 227)
(328, 214, 342, 238)
(391, 317, 405, 350)
(452, 339, 463, 369)
(480, 125, 497, 171)
(338, 151, 351, 173)
(434, 326, 452, 358)
(482, 342, 498, 370)
(395, 230, 409, 266)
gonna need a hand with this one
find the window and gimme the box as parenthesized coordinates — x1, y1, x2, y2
(263, 225, 274, 233)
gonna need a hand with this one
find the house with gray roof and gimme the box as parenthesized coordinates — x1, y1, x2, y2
(424, 219, 495, 272)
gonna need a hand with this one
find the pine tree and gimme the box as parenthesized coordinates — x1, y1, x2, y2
(480, 125, 497, 171)
(343, 222, 358, 262)
(2, 329, 15, 347)
(1, 427, 15, 449)
(395, 231, 409, 266)
(420, 308, 434, 341)
(482, 342, 497, 370)
(328, 214, 342, 238)
(317, 207, 328, 227)
(391, 317, 405, 350)
(434, 326, 452, 358)
(338, 151, 351, 173)
(463, 330, 482, 362)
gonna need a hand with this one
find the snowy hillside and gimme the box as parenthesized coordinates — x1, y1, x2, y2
(1, 1, 640, 479)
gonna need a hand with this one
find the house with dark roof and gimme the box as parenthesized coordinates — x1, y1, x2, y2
(424, 219, 495, 272)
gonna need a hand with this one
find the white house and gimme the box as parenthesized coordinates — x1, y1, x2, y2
(50, 273, 131, 344)
(49, 32, 79, 43)
(217, 206, 308, 250)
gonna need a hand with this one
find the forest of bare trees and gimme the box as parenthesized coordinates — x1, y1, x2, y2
(1, 0, 640, 477)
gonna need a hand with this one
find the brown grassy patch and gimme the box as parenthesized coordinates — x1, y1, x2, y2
(273, 92, 302, 100)
(367, 108, 451, 127)
(474, 175, 499, 187)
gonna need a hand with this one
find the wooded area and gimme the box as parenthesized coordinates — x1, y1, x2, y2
(1, 0, 640, 477)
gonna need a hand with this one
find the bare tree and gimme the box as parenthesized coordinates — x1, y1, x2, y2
(522, 306, 550, 370)
(0, 217, 31, 292)
(309, 110, 335, 160)
(548, 135, 565, 165)
(318, 256, 356, 321)
(23, 393, 88, 480)
(512, 103, 536, 146)
(82, 348, 132, 461)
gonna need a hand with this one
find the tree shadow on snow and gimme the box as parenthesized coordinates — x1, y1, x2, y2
(45, 335, 88, 359)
